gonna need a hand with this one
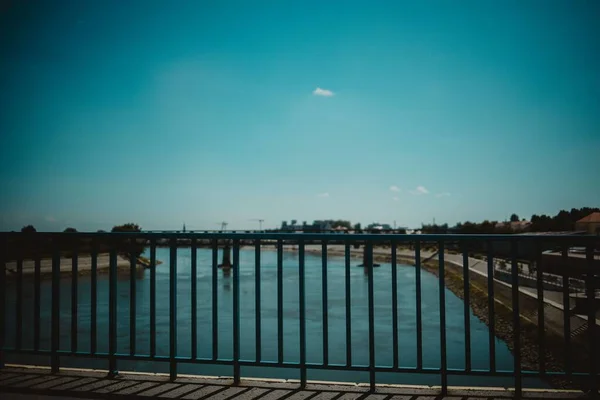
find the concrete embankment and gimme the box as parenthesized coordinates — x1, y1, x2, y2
(297, 245, 596, 390)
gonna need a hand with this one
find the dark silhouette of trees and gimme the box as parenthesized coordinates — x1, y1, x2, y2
(63, 227, 77, 233)
(21, 225, 36, 233)
(111, 223, 141, 233)
(529, 207, 600, 232)
(510, 214, 520, 222)
(111, 223, 143, 257)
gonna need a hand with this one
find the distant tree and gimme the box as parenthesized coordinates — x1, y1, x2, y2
(63, 227, 77, 233)
(111, 223, 142, 233)
(331, 220, 352, 229)
(21, 225, 36, 233)
(510, 214, 520, 222)
(353, 223, 361, 231)
(111, 223, 143, 257)
(281, 221, 288, 230)
(291, 219, 297, 226)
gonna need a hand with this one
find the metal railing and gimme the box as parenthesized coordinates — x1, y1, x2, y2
(1, 232, 599, 397)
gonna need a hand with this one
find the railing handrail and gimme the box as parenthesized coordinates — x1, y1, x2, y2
(1, 231, 598, 242)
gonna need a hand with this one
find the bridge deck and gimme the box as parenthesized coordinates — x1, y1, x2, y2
(0, 366, 586, 400)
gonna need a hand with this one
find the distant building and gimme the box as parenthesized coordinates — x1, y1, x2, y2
(575, 212, 600, 235)
(281, 220, 332, 232)
(495, 220, 532, 232)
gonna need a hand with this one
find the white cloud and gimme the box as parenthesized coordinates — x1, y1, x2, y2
(410, 186, 429, 195)
(45, 216, 56, 222)
(436, 192, 451, 197)
(389, 185, 401, 192)
(313, 87, 334, 97)
(393, 197, 399, 201)
(317, 192, 330, 198)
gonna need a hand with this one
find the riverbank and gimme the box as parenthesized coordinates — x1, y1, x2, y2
(293, 244, 596, 390)
(4, 254, 161, 278)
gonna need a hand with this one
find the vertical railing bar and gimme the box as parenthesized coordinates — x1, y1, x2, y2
(71, 245, 78, 353)
(462, 249, 471, 372)
(486, 240, 496, 373)
(511, 240, 522, 397)
(169, 240, 178, 381)
(561, 246, 571, 378)
(108, 248, 117, 376)
(322, 241, 329, 366)
(149, 240, 157, 358)
(299, 240, 307, 387)
(233, 240, 241, 384)
(51, 247, 60, 373)
(277, 239, 283, 364)
(255, 239, 261, 363)
(439, 241, 447, 395)
(90, 241, 97, 355)
(535, 240, 545, 375)
(34, 247, 41, 352)
(415, 240, 423, 371)
(345, 242, 352, 367)
(367, 241, 376, 391)
(212, 239, 219, 360)
(16, 258, 23, 351)
(586, 242, 597, 397)
(129, 240, 136, 356)
(391, 240, 399, 369)
(191, 238, 198, 360)
(0, 236, 5, 368)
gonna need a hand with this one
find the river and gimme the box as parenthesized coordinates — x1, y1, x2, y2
(3, 247, 545, 388)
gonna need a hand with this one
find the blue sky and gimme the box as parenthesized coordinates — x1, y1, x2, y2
(1, 1, 599, 231)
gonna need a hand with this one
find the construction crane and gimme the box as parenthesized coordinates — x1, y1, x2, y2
(249, 219, 265, 231)
(216, 221, 228, 231)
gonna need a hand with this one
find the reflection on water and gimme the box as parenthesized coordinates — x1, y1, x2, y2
(3, 247, 544, 387)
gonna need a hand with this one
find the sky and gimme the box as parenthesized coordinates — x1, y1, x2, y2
(0, 1, 599, 231)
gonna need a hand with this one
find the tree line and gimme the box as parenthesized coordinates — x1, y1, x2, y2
(421, 207, 599, 234)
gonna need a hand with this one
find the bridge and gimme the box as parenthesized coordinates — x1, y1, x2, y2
(1, 232, 599, 399)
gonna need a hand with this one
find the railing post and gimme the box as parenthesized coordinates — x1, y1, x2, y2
(129, 239, 137, 356)
(586, 243, 597, 398)
(344, 242, 352, 368)
(34, 244, 41, 352)
(108, 248, 118, 377)
(277, 239, 284, 364)
(391, 240, 398, 369)
(561, 245, 571, 378)
(299, 240, 307, 387)
(462, 248, 471, 372)
(415, 240, 423, 371)
(150, 240, 157, 358)
(169, 240, 178, 381)
(486, 240, 496, 373)
(191, 238, 198, 360)
(90, 240, 98, 355)
(535, 241, 545, 376)
(510, 240, 521, 397)
(438, 241, 447, 395)
(71, 242, 78, 353)
(233, 239, 241, 384)
(367, 241, 376, 391)
(0, 235, 6, 369)
(255, 239, 261, 363)
(212, 240, 219, 360)
(51, 247, 60, 373)
(322, 240, 329, 366)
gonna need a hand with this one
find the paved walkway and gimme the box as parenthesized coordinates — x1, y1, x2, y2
(0, 366, 586, 400)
